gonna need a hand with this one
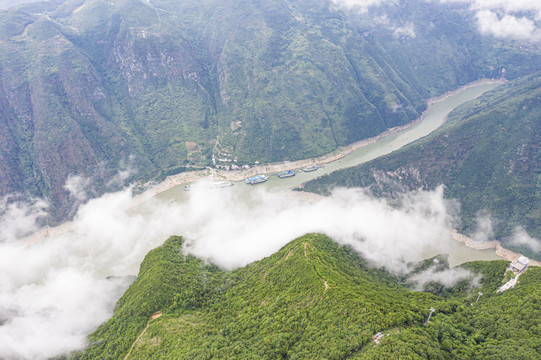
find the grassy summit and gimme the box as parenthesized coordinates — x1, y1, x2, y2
(76, 234, 540, 359)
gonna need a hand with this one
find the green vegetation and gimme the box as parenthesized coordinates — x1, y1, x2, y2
(1, 0, 541, 223)
(76, 234, 540, 359)
(304, 73, 541, 259)
(79, 236, 223, 359)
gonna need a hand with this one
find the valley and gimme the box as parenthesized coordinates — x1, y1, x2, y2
(23, 80, 505, 266)
(304, 73, 541, 260)
(156, 80, 503, 194)
(2, 0, 540, 223)
(1, 0, 540, 359)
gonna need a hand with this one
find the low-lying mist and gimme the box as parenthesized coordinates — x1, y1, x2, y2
(0, 181, 493, 359)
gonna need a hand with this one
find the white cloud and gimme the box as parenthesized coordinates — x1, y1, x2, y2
(331, 1, 416, 39)
(393, 22, 416, 39)
(408, 266, 478, 291)
(0, 182, 485, 359)
(466, 0, 541, 15)
(471, 213, 495, 244)
(181, 184, 459, 273)
(64, 174, 91, 202)
(62, 156, 138, 217)
(330, 0, 394, 12)
(106, 154, 137, 189)
(0, 196, 47, 243)
(476, 10, 539, 40)
(374, 14, 390, 25)
(508, 227, 541, 253)
(440, 0, 541, 14)
(0, 270, 131, 359)
(331, 0, 541, 40)
(441, 0, 541, 40)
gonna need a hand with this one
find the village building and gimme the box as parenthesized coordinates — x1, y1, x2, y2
(498, 256, 530, 293)
(510, 256, 530, 274)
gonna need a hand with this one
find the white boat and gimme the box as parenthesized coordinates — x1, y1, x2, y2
(277, 170, 295, 178)
(245, 175, 268, 185)
(303, 164, 320, 172)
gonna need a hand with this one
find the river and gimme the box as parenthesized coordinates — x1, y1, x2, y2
(21, 80, 503, 267)
(154, 81, 503, 266)
(157, 81, 500, 195)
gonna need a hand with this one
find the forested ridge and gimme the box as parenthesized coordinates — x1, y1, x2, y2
(74, 234, 540, 359)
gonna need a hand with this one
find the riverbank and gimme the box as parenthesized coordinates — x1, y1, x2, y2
(427, 78, 506, 105)
(451, 230, 540, 267)
(148, 78, 506, 189)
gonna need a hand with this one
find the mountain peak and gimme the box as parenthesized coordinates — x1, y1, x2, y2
(78, 233, 540, 359)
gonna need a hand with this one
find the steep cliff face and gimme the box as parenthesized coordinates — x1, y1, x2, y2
(0, 9, 143, 220)
(0, 0, 540, 223)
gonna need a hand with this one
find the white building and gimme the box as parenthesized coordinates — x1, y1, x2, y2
(510, 256, 530, 274)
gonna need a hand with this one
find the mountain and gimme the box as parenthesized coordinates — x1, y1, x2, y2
(1, 0, 541, 223)
(303, 73, 541, 260)
(75, 234, 540, 359)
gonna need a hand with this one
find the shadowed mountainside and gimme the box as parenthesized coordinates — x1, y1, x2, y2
(1, 0, 541, 222)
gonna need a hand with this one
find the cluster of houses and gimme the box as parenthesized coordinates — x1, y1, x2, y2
(213, 161, 252, 171)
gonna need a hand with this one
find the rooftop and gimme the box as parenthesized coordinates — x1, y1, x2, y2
(517, 256, 530, 266)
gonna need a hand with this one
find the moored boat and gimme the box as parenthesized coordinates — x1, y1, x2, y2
(277, 170, 295, 178)
(245, 175, 268, 185)
(303, 164, 320, 172)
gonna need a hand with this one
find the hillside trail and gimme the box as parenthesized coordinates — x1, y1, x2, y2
(303, 242, 330, 293)
(124, 311, 162, 360)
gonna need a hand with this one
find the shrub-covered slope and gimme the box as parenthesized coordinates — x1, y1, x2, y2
(1, 0, 541, 222)
(304, 74, 541, 260)
(76, 234, 540, 359)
